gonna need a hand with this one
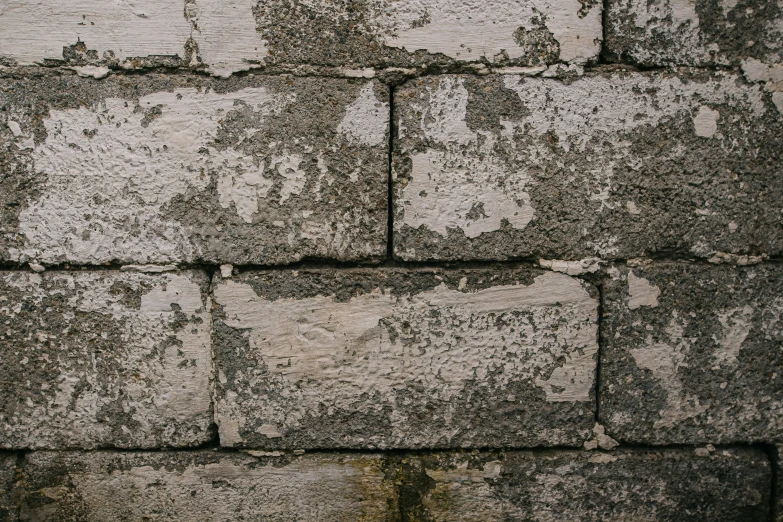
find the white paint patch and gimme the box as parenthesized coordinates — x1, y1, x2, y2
(337, 83, 389, 146)
(539, 258, 603, 275)
(399, 77, 534, 238)
(214, 272, 598, 445)
(714, 305, 754, 364)
(69, 66, 110, 79)
(741, 58, 783, 115)
(24, 453, 393, 521)
(627, 272, 660, 310)
(17, 87, 291, 263)
(630, 315, 707, 429)
(189, 0, 269, 77)
(373, 0, 602, 64)
(0, 0, 192, 66)
(693, 106, 720, 138)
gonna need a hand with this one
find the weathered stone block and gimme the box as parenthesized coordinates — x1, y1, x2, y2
(0, 453, 17, 522)
(0, 73, 388, 265)
(0, 0, 602, 74)
(777, 445, 783, 522)
(392, 71, 783, 261)
(398, 448, 771, 521)
(605, 0, 783, 68)
(257, 0, 602, 68)
(16, 451, 398, 521)
(0, 270, 212, 449)
(600, 263, 783, 444)
(212, 268, 598, 449)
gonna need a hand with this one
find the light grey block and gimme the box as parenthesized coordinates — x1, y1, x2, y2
(16, 451, 398, 522)
(392, 71, 783, 261)
(600, 263, 783, 444)
(0, 73, 388, 265)
(0, 270, 213, 449)
(212, 268, 598, 449)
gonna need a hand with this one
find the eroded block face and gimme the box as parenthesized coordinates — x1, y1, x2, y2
(605, 0, 783, 67)
(0, 454, 17, 522)
(16, 451, 398, 522)
(212, 268, 598, 449)
(600, 263, 783, 444)
(0, 74, 388, 265)
(0, 271, 213, 449)
(777, 445, 783, 522)
(257, 0, 602, 68)
(392, 72, 783, 261)
(399, 448, 771, 521)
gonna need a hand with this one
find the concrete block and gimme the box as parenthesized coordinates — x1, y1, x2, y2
(600, 263, 783, 444)
(398, 447, 771, 521)
(392, 71, 783, 261)
(0, 270, 213, 449)
(605, 0, 783, 68)
(0, 73, 388, 265)
(212, 268, 598, 449)
(0, 453, 17, 522)
(16, 451, 398, 521)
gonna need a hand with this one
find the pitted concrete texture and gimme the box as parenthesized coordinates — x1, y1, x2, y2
(15, 451, 398, 521)
(0, 454, 17, 522)
(0, 270, 213, 449)
(396, 447, 771, 521)
(600, 263, 783, 444)
(392, 71, 783, 261)
(212, 268, 598, 449)
(0, 0, 601, 74)
(257, 0, 602, 68)
(605, 0, 783, 67)
(0, 72, 388, 266)
(777, 445, 783, 522)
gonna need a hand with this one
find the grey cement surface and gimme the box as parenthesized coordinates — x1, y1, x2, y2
(396, 447, 771, 521)
(212, 267, 599, 449)
(0, 270, 213, 449)
(392, 70, 783, 262)
(600, 262, 783, 445)
(0, 453, 17, 522)
(0, 71, 388, 266)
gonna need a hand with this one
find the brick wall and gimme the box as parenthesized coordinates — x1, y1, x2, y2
(0, 1, 781, 520)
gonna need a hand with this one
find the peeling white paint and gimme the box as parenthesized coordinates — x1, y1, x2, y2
(539, 258, 604, 275)
(627, 272, 660, 310)
(714, 305, 754, 364)
(17, 87, 295, 263)
(0, 0, 192, 66)
(213, 271, 598, 445)
(69, 65, 111, 79)
(337, 83, 389, 146)
(693, 106, 720, 138)
(373, 0, 602, 64)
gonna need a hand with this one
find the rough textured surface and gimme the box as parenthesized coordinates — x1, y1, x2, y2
(257, 0, 602, 68)
(212, 268, 598, 449)
(600, 263, 783, 444)
(0, 453, 17, 522)
(0, 0, 601, 74)
(605, 0, 783, 67)
(0, 72, 388, 265)
(777, 444, 783, 522)
(15, 451, 397, 521)
(393, 71, 783, 261)
(0, 270, 213, 449)
(397, 447, 771, 521)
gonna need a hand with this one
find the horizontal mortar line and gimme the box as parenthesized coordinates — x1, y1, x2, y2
(0, 256, 781, 273)
(0, 61, 754, 84)
(1, 442, 772, 456)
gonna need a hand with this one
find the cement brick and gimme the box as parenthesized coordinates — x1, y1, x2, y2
(212, 268, 598, 449)
(599, 263, 783, 444)
(398, 447, 771, 521)
(16, 451, 398, 521)
(0, 270, 213, 449)
(0, 73, 388, 265)
(0, 0, 602, 74)
(604, 0, 783, 68)
(777, 445, 783, 522)
(257, 0, 602, 69)
(392, 71, 783, 261)
(0, 453, 17, 522)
